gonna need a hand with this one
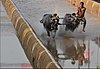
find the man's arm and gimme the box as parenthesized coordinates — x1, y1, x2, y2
(81, 7, 86, 16)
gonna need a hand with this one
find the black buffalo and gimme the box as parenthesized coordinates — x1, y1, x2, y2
(63, 14, 80, 32)
(40, 14, 61, 38)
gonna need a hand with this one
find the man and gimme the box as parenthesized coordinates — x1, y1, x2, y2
(76, 2, 86, 32)
(51, 13, 60, 30)
(52, 13, 59, 23)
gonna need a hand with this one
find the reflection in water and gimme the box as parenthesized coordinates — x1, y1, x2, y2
(77, 40, 85, 66)
(46, 38, 58, 61)
(60, 38, 90, 68)
(76, 39, 90, 69)
(76, 39, 88, 67)
(93, 37, 100, 47)
(42, 36, 100, 68)
(63, 38, 77, 63)
(93, 37, 100, 68)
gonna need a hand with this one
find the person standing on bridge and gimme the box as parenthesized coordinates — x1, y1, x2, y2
(76, 2, 86, 32)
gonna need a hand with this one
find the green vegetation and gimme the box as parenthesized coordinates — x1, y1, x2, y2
(97, 66, 100, 69)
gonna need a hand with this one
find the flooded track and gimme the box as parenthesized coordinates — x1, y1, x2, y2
(3, 0, 100, 68)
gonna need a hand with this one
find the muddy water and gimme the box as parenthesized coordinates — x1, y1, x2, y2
(40, 34, 100, 68)
(11, 0, 100, 68)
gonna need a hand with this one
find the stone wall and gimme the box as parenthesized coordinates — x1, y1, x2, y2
(1, 0, 61, 68)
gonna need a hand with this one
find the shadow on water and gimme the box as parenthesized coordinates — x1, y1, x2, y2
(40, 34, 100, 68)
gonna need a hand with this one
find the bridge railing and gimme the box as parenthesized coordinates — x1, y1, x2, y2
(1, 0, 61, 68)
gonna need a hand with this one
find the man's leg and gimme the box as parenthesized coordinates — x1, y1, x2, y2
(82, 18, 86, 32)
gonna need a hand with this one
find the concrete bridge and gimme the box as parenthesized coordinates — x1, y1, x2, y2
(1, 0, 100, 69)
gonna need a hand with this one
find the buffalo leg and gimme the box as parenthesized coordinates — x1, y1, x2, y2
(52, 30, 56, 38)
(46, 30, 50, 37)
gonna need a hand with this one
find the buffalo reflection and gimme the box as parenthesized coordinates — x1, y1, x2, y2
(61, 38, 89, 66)
(45, 38, 90, 66)
(46, 38, 58, 61)
(93, 37, 100, 47)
